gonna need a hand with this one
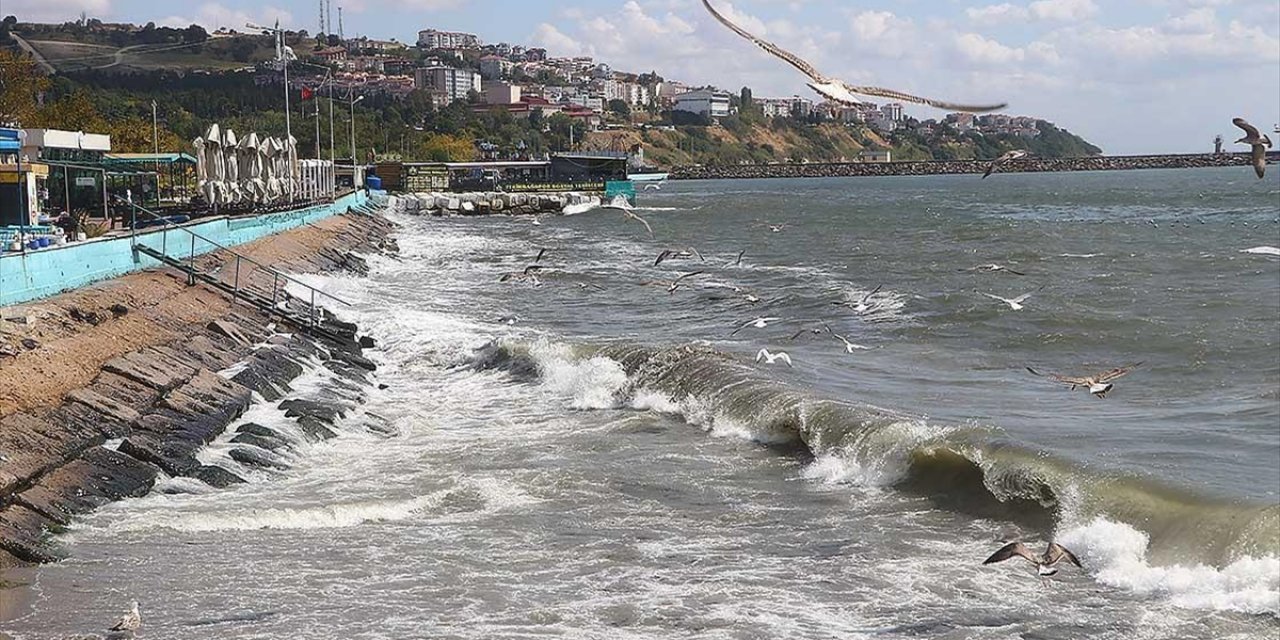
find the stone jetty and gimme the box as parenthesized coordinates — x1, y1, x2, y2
(394, 191, 602, 216)
(670, 153, 1262, 181)
(0, 208, 398, 567)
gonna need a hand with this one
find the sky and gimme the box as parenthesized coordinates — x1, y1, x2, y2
(3, 0, 1278, 154)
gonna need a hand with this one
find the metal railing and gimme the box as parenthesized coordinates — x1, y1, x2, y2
(124, 197, 351, 329)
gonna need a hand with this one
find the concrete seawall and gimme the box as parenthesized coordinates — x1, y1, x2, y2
(669, 153, 1261, 181)
(0, 207, 397, 569)
(0, 191, 370, 307)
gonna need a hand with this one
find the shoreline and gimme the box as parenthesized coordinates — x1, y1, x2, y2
(668, 152, 1263, 180)
(0, 207, 398, 612)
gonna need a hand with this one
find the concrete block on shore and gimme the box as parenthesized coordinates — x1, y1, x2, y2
(104, 351, 196, 392)
(0, 504, 61, 564)
(15, 447, 156, 526)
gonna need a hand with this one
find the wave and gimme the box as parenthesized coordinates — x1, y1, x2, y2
(469, 338, 1280, 613)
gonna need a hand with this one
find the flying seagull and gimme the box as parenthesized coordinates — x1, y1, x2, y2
(834, 284, 883, 314)
(827, 325, 873, 353)
(960, 263, 1026, 276)
(109, 601, 142, 633)
(642, 271, 704, 294)
(655, 247, 705, 266)
(701, 0, 1006, 113)
(755, 348, 794, 367)
(1026, 362, 1142, 398)
(984, 542, 1082, 576)
(1233, 118, 1272, 179)
(731, 316, 783, 336)
(981, 287, 1040, 311)
(982, 149, 1029, 179)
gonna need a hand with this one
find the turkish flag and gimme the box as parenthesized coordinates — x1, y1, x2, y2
(301, 86, 314, 101)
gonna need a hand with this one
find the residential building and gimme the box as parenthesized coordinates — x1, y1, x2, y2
(416, 29, 480, 50)
(414, 66, 482, 103)
(313, 45, 347, 64)
(343, 56, 386, 74)
(881, 102, 904, 122)
(524, 48, 548, 62)
(756, 96, 813, 119)
(347, 37, 407, 53)
(673, 90, 731, 118)
(483, 82, 522, 105)
(479, 55, 513, 80)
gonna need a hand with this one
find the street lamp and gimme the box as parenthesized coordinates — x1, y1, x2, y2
(349, 93, 364, 183)
(247, 21, 293, 148)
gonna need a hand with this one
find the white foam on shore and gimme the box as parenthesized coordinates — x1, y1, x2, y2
(1057, 517, 1280, 616)
(108, 493, 448, 532)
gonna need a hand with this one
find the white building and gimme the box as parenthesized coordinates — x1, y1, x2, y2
(756, 96, 813, 118)
(673, 90, 730, 118)
(479, 55, 513, 80)
(416, 29, 480, 50)
(483, 82, 522, 105)
(414, 66, 482, 103)
(881, 102, 904, 122)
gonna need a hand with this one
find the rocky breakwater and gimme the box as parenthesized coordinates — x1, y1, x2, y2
(394, 191, 602, 216)
(670, 153, 1258, 180)
(0, 210, 398, 568)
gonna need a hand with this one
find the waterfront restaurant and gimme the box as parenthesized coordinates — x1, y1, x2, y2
(0, 128, 44, 227)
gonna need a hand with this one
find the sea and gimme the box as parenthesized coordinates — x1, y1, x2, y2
(3, 167, 1278, 639)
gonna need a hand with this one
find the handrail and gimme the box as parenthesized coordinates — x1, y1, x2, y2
(122, 197, 353, 311)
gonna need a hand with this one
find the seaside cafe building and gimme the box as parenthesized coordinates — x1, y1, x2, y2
(0, 128, 45, 227)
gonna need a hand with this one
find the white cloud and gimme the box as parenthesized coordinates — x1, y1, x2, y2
(967, 0, 1099, 24)
(2, 0, 109, 22)
(157, 4, 292, 31)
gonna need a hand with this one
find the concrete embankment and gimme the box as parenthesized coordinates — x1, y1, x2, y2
(0, 209, 397, 568)
(670, 153, 1259, 180)
(396, 191, 601, 216)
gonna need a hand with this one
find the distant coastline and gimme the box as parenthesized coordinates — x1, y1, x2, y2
(669, 153, 1265, 180)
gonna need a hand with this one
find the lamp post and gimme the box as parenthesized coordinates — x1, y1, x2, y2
(349, 92, 364, 184)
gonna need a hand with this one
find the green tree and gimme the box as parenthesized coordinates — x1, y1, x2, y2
(607, 99, 630, 119)
(0, 50, 50, 126)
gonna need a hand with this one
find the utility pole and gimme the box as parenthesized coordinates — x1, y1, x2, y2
(327, 1, 333, 42)
(318, 0, 324, 38)
(338, 7, 344, 42)
(151, 100, 158, 154)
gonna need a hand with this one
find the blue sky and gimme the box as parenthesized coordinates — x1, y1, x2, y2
(6, 0, 1279, 154)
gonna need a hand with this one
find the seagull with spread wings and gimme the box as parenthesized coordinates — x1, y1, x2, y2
(982, 149, 1029, 179)
(984, 541, 1082, 576)
(701, 0, 1006, 113)
(1232, 118, 1272, 179)
(1026, 362, 1143, 398)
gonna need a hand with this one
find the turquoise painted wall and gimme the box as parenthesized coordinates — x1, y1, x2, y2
(0, 191, 368, 307)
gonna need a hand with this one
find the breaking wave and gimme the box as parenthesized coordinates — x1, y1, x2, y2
(470, 338, 1280, 615)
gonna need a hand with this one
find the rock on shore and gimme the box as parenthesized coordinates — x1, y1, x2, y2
(391, 191, 602, 217)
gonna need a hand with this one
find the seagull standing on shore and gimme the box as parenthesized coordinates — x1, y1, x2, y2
(1233, 118, 1272, 179)
(982, 150, 1029, 179)
(984, 542, 1082, 577)
(1026, 362, 1142, 398)
(109, 601, 142, 633)
(701, 0, 1006, 113)
(756, 348, 793, 367)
